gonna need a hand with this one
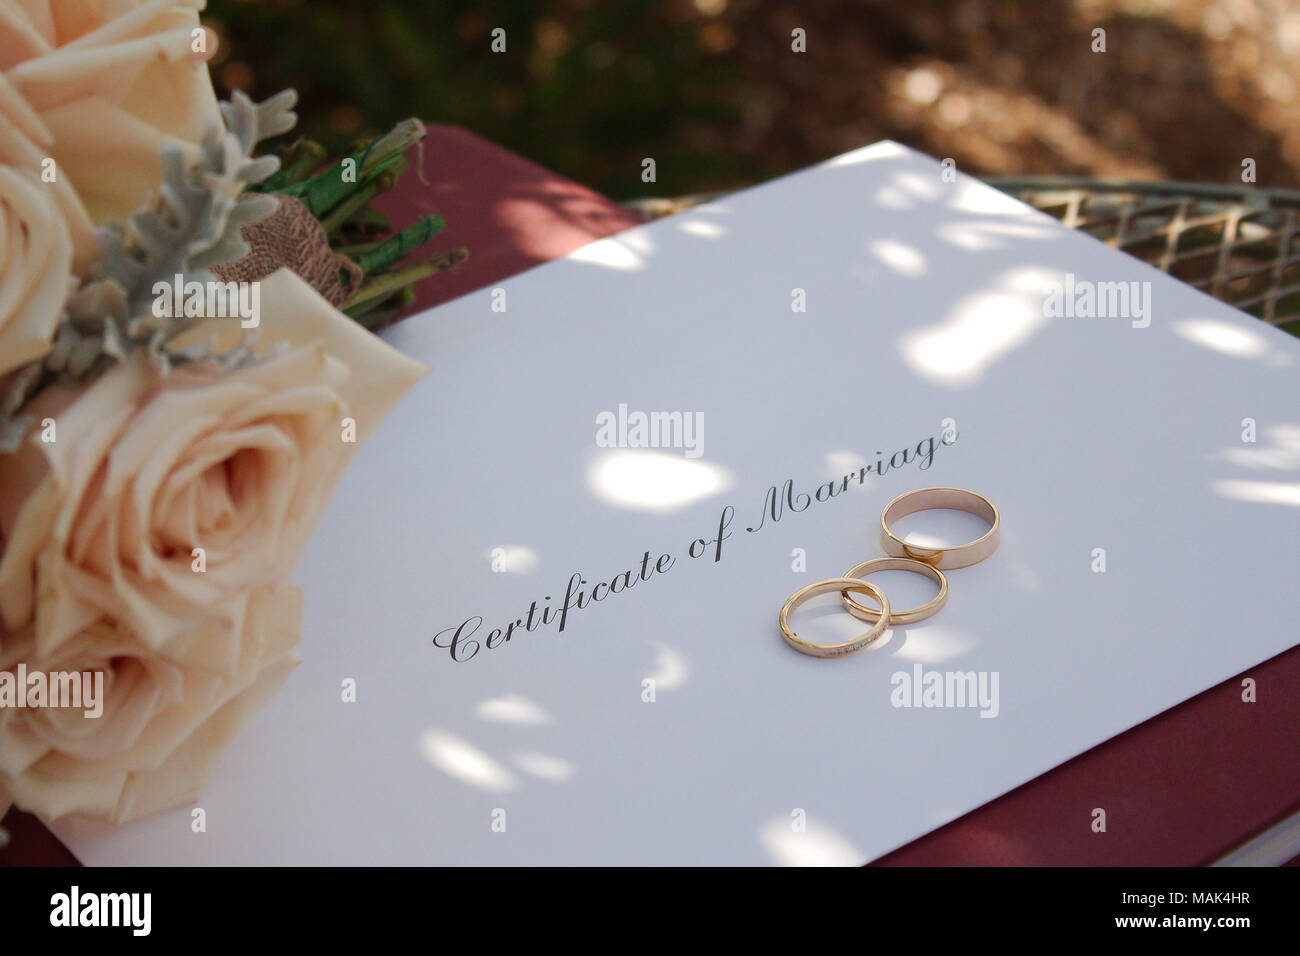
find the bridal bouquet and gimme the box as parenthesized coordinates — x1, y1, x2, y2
(0, 0, 458, 827)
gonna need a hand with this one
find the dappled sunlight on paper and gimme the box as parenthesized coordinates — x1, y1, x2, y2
(587, 450, 734, 513)
(568, 234, 651, 270)
(646, 643, 690, 692)
(889, 625, 977, 665)
(760, 814, 865, 866)
(419, 731, 518, 792)
(1218, 424, 1300, 471)
(938, 219, 1061, 251)
(512, 752, 576, 783)
(900, 285, 1047, 386)
(1173, 318, 1290, 366)
(824, 449, 872, 479)
(475, 694, 553, 726)
(868, 238, 927, 277)
(678, 218, 726, 239)
(1211, 480, 1300, 507)
(485, 545, 539, 574)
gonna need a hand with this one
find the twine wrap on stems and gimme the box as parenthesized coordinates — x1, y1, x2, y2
(213, 194, 363, 307)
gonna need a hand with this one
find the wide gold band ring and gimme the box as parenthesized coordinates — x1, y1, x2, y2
(779, 577, 891, 658)
(880, 487, 999, 570)
(839, 557, 948, 625)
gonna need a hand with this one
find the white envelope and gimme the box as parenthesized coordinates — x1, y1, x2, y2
(56, 142, 1300, 865)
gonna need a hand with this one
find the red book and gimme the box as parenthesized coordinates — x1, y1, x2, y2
(3, 128, 1296, 866)
(371, 124, 645, 318)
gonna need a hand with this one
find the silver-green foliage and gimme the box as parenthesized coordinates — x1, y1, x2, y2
(0, 90, 298, 453)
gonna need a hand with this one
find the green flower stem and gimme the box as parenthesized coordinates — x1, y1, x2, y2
(320, 155, 408, 235)
(277, 140, 328, 186)
(355, 119, 426, 176)
(352, 215, 445, 275)
(274, 118, 424, 217)
(344, 247, 468, 315)
(332, 238, 387, 257)
(250, 139, 326, 193)
(337, 207, 392, 238)
(332, 120, 424, 189)
(286, 150, 407, 218)
(351, 284, 417, 331)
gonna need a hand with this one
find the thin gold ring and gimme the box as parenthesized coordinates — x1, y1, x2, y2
(880, 487, 999, 570)
(839, 557, 948, 625)
(779, 577, 891, 658)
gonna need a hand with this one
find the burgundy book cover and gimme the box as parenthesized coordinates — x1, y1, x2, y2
(3, 127, 1297, 866)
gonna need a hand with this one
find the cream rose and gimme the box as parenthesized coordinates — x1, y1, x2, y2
(0, 269, 427, 657)
(0, 161, 72, 379)
(0, 73, 78, 377)
(0, 70, 94, 268)
(0, 0, 223, 226)
(0, 583, 301, 823)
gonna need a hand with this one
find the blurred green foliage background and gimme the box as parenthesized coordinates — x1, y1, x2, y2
(208, 0, 765, 197)
(206, 0, 1300, 198)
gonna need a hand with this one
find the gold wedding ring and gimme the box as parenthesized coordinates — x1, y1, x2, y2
(779, 577, 891, 658)
(839, 557, 948, 625)
(778, 487, 999, 659)
(879, 487, 999, 570)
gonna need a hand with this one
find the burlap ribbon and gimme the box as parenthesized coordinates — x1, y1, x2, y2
(213, 195, 363, 307)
